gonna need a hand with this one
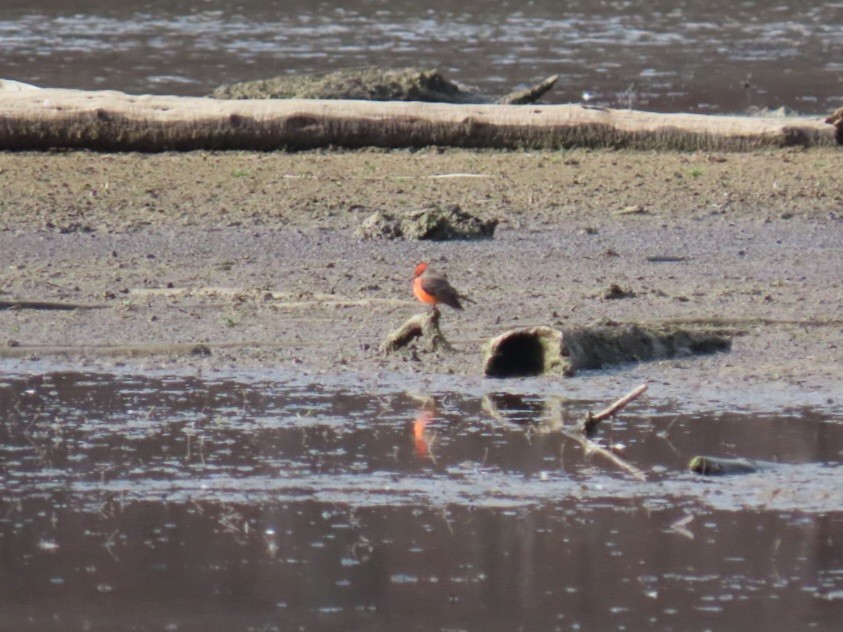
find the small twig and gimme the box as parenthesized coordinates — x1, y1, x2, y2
(580, 383, 648, 434)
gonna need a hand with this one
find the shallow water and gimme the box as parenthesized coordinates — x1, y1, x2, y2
(2, 0, 842, 114)
(1, 368, 842, 630)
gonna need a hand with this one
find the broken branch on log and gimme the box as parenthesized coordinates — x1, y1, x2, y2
(496, 74, 560, 105)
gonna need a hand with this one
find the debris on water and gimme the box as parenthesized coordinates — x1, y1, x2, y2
(689, 455, 763, 475)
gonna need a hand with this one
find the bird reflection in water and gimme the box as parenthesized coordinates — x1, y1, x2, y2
(409, 395, 437, 461)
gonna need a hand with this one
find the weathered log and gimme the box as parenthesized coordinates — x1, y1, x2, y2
(0, 86, 835, 151)
(483, 323, 731, 377)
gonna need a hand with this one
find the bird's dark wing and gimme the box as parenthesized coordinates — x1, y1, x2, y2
(421, 273, 463, 310)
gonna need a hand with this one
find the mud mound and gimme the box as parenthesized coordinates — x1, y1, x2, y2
(211, 67, 471, 102)
(211, 67, 559, 105)
(356, 204, 497, 241)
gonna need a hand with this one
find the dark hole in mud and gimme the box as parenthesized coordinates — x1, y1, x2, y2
(484, 332, 546, 377)
(688, 336, 732, 354)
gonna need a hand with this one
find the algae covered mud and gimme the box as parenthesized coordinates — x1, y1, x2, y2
(1, 366, 842, 631)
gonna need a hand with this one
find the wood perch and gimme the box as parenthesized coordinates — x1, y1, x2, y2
(380, 309, 455, 354)
(0, 87, 835, 152)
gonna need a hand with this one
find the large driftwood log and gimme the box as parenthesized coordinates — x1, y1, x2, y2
(0, 87, 835, 151)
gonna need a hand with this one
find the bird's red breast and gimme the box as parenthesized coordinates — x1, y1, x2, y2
(412, 261, 464, 310)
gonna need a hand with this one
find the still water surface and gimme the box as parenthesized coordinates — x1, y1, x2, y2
(1, 369, 842, 630)
(1, 0, 842, 113)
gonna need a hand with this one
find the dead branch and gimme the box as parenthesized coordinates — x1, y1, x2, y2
(497, 74, 560, 105)
(580, 383, 649, 434)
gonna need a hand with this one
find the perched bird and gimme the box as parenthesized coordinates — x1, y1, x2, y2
(412, 261, 473, 311)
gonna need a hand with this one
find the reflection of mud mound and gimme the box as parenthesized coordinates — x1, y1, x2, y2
(483, 323, 731, 378)
(211, 67, 558, 104)
(357, 205, 497, 241)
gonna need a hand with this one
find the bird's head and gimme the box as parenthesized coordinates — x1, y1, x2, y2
(413, 262, 429, 278)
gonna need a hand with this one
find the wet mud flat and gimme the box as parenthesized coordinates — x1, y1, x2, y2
(0, 148, 841, 386)
(0, 148, 842, 629)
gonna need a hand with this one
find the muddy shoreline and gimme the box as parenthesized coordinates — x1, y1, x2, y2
(0, 148, 841, 393)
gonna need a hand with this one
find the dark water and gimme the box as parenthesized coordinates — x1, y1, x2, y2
(1, 369, 842, 630)
(1, 0, 841, 114)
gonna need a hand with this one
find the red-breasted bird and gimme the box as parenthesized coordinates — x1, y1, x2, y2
(412, 262, 473, 310)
